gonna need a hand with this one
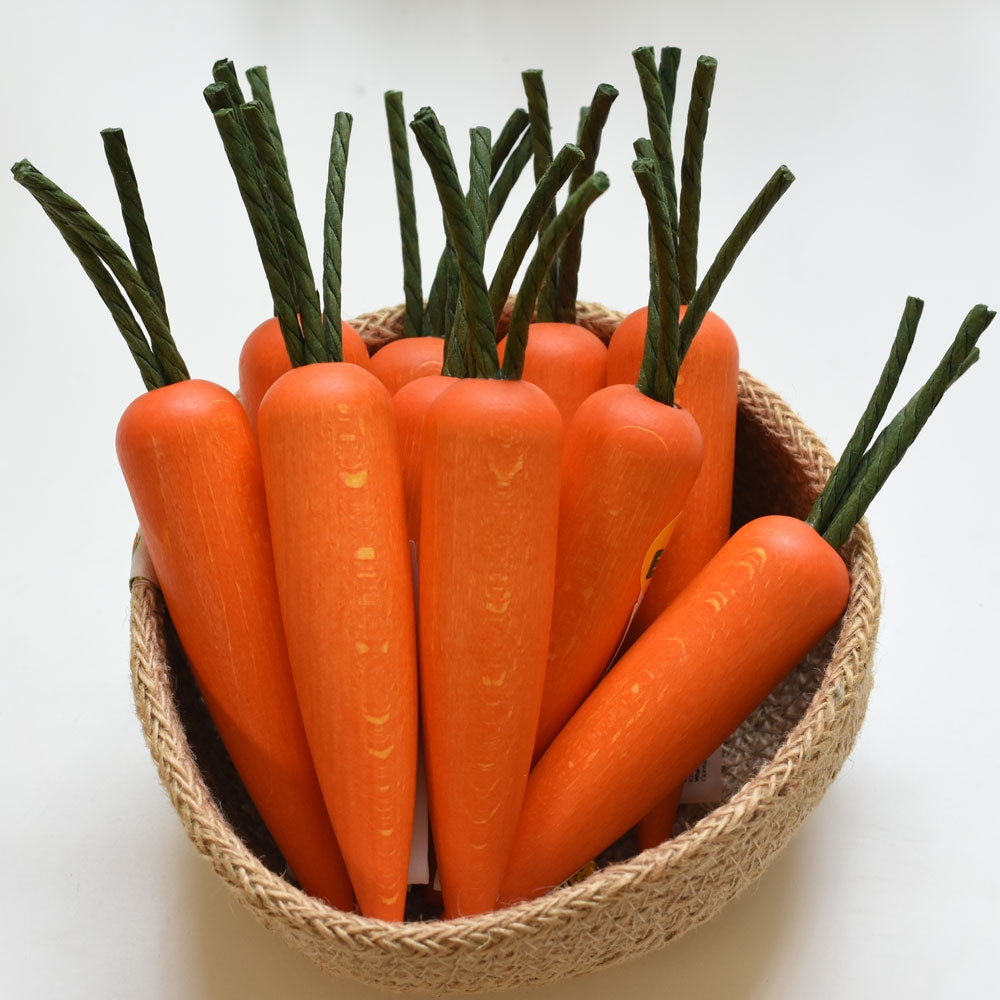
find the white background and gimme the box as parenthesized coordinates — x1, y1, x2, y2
(2, 1, 998, 997)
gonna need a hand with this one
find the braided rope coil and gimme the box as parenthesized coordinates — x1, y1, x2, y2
(128, 303, 880, 993)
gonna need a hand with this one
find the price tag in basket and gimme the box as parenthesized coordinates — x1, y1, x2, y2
(680, 747, 723, 803)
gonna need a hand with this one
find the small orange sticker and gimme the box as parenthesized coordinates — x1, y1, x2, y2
(639, 516, 680, 594)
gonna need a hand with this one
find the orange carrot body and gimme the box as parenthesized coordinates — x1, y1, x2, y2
(532, 384, 703, 759)
(257, 363, 418, 921)
(418, 377, 562, 917)
(500, 515, 851, 904)
(497, 322, 608, 425)
(238, 315, 368, 433)
(369, 336, 445, 396)
(115, 379, 354, 909)
(391, 373, 456, 544)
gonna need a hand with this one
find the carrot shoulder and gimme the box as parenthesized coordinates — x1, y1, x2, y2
(501, 515, 850, 904)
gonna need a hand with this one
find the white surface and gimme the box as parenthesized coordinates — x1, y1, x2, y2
(2, 2, 998, 996)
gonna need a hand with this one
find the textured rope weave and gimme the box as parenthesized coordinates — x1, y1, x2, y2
(128, 303, 880, 993)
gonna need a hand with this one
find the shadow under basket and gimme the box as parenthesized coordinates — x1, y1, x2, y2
(128, 303, 881, 994)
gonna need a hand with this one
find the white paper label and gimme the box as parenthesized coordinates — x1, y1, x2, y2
(129, 531, 158, 586)
(680, 746, 723, 804)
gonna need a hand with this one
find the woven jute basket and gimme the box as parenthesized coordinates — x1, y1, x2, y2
(128, 302, 881, 994)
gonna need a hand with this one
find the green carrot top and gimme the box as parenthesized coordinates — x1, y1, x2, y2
(807, 298, 993, 550)
(631, 44, 793, 406)
(12, 139, 187, 390)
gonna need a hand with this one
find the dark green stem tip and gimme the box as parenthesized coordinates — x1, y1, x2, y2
(11, 159, 35, 181)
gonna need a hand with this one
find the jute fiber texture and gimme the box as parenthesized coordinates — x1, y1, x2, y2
(128, 303, 881, 993)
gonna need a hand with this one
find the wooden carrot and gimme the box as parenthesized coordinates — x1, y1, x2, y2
(12, 152, 355, 910)
(258, 362, 417, 921)
(417, 375, 562, 918)
(531, 156, 703, 760)
(410, 109, 559, 917)
(409, 108, 608, 916)
(253, 112, 418, 922)
(501, 298, 992, 904)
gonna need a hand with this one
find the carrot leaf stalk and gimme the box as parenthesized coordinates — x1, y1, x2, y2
(422, 111, 530, 345)
(449, 125, 493, 377)
(678, 164, 795, 356)
(632, 158, 681, 406)
(410, 107, 499, 379)
(13, 161, 166, 389)
(633, 46, 678, 243)
(467, 126, 492, 262)
(632, 136, 662, 340)
(100, 128, 165, 310)
(556, 83, 618, 324)
(212, 57, 248, 105)
(245, 65, 290, 181)
(658, 46, 683, 128)
(490, 107, 531, 177)
(207, 99, 304, 366)
(677, 55, 717, 302)
(487, 126, 533, 230)
(12, 157, 187, 385)
(522, 69, 559, 322)
(502, 171, 610, 380)
(806, 296, 922, 535)
(817, 303, 994, 551)
(322, 112, 353, 364)
(243, 101, 324, 364)
(384, 90, 423, 339)
(488, 142, 584, 325)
